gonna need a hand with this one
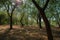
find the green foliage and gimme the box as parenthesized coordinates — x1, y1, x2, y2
(0, 0, 9, 7)
(0, 0, 60, 27)
(0, 11, 8, 25)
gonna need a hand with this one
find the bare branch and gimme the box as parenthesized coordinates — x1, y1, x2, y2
(43, 0, 49, 11)
(32, 0, 42, 11)
(2, 2, 10, 17)
(7, 5, 10, 17)
(11, 4, 16, 16)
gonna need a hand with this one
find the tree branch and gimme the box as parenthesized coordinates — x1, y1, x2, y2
(7, 5, 10, 17)
(11, 5, 16, 16)
(43, 0, 49, 11)
(3, 2, 10, 17)
(32, 0, 42, 11)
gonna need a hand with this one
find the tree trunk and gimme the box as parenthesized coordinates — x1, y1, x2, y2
(0, 17, 2, 25)
(58, 22, 60, 27)
(0, 18, 1, 25)
(32, 0, 53, 40)
(10, 16, 13, 29)
(20, 15, 24, 26)
(20, 20, 24, 26)
(41, 11, 53, 40)
(38, 13, 42, 28)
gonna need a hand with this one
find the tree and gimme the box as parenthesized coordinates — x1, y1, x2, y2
(20, 13, 25, 26)
(32, 0, 53, 40)
(5, 1, 17, 29)
(0, 0, 23, 29)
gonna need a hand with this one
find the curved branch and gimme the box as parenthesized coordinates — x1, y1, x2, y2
(43, 0, 49, 11)
(7, 5, 10, 17)
(32, 0, 42, 11)
(11, 5, 16, 16)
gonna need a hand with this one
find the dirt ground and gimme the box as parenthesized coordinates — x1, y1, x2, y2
(0, 25, 60, 40)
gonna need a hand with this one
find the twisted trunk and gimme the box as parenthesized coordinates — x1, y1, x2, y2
(32, 0, 53, 40)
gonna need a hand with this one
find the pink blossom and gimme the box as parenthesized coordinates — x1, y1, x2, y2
(15, 0, 22, 5)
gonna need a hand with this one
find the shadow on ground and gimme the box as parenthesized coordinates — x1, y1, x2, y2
(0, 29, 11, 40)
(0, 26, 60, 40)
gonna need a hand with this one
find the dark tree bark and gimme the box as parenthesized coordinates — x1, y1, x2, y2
(10, 16, 12, 29)
(20, 18, 24, 26)
(38, 13, 42, 28)
(32, 0, 53, 40)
